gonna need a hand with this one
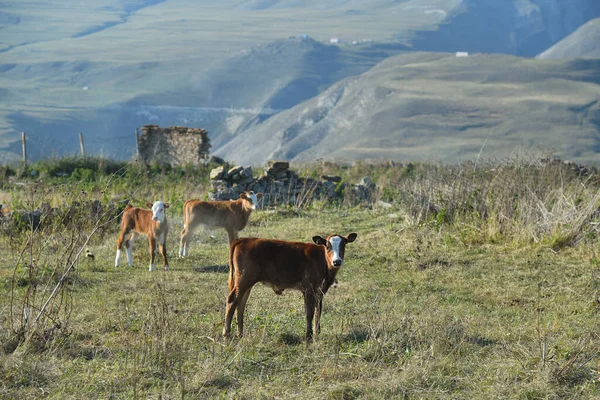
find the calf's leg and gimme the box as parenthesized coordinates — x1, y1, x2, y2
(314, 297, 323, 337)
(304, 292, 317, 341)
(223, 289, 239, 338)
(148, 237, 156, 271)
(179, 226, 190, 258)
(236, 289, 252, 337)
(226, 228, 238, 244)
(179, 214, 200, 257)
(160, 243, 169, 270)
(115, 228, 128, 267)
(125, 234, 135, 267)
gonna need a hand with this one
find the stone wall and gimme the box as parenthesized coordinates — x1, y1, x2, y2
(138, 125, 210, 165)
(209, 160, 376, 207)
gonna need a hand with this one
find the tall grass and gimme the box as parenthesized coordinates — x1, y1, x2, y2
(294, 155, 600, 247)
(380, 156, 600, 247)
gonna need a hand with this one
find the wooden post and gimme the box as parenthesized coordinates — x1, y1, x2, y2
(22, 132, 27, 167)
(135, 128, 140, 160)
(79, 132, 86, 158)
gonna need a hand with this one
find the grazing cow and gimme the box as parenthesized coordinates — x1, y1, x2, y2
(179, 191, 263, 257)
(223, 232, 358, 340)
(115, 201, 170, 272)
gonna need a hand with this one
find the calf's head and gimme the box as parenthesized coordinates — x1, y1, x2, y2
(240, 191, 263, 210)
(312, 233, 357, 268)
(146, 201, 169, 222)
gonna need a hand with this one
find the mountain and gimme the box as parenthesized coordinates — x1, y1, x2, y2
(410, 0, 600, 57)
(126, 37, 410, 150)
(1, 1, 600, 163)
(215, 52, 600, 165)
(537, 18, 600, 59)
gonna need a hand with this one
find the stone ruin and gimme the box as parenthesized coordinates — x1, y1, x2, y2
(209, 160, 377, 207)
(138, 125, 211, 165)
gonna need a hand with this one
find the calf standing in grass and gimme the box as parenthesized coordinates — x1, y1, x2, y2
(179, 191, 263, 257)
(115, 201, 170, 272)
(223, 232, 357, 340)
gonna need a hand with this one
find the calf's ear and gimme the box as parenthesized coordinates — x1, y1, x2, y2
(345, 233, 358, 243)
(146, 202, 153, 209)
(312, 236, 327, 246)
(257, 193, 263, 199)
(163, 203, 170, 209)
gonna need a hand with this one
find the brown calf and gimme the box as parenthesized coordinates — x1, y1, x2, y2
(223, 232, 357, 340)
(115, 201, 170, 272)
(179, 191, 263, 257)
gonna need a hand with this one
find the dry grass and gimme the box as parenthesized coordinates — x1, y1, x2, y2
(1, 157, 600, 398)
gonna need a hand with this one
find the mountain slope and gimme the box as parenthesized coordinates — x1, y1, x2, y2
(4, 38, 407, 160)
(410, 0, 600, 57)
(537, 18, 600, 59)
(215, 53, 600, 165)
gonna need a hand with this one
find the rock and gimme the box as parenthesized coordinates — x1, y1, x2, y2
(271, 170, 288, 180)
(241, 166, 253, 179)
(227, 165, 244, 178)
(208, 186, 237, 201)
(321, 175, 342, 183)
(268, 160, 289, 170)
(12, 210, 42, 230)
(208, 161, 377, 208)
(359, 176, 376, 189)
(321, 181, 337, 198)
(210, 166, 226, 180)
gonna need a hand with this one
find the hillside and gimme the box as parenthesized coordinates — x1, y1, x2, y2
(126, 37, 411, 150)
(215, 52, 600, 165)
(1, 0, 600, 162)
(3, 38, 408, 160)
(537, 18, 600, 60)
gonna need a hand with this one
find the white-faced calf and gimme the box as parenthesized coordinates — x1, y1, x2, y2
(179, 191, 263, 257)
(115, 201, 170, 272)
(223, 232, 357, 340)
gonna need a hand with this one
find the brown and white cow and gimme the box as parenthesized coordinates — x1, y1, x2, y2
(178, 191, 263, 257)
(115, 201, 170, 272)
(223, 232, 357, 340)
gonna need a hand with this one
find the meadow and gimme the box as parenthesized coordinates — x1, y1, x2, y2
(1, 156, 599, 399)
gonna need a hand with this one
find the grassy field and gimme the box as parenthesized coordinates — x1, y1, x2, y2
(1, 157, 599, 398)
